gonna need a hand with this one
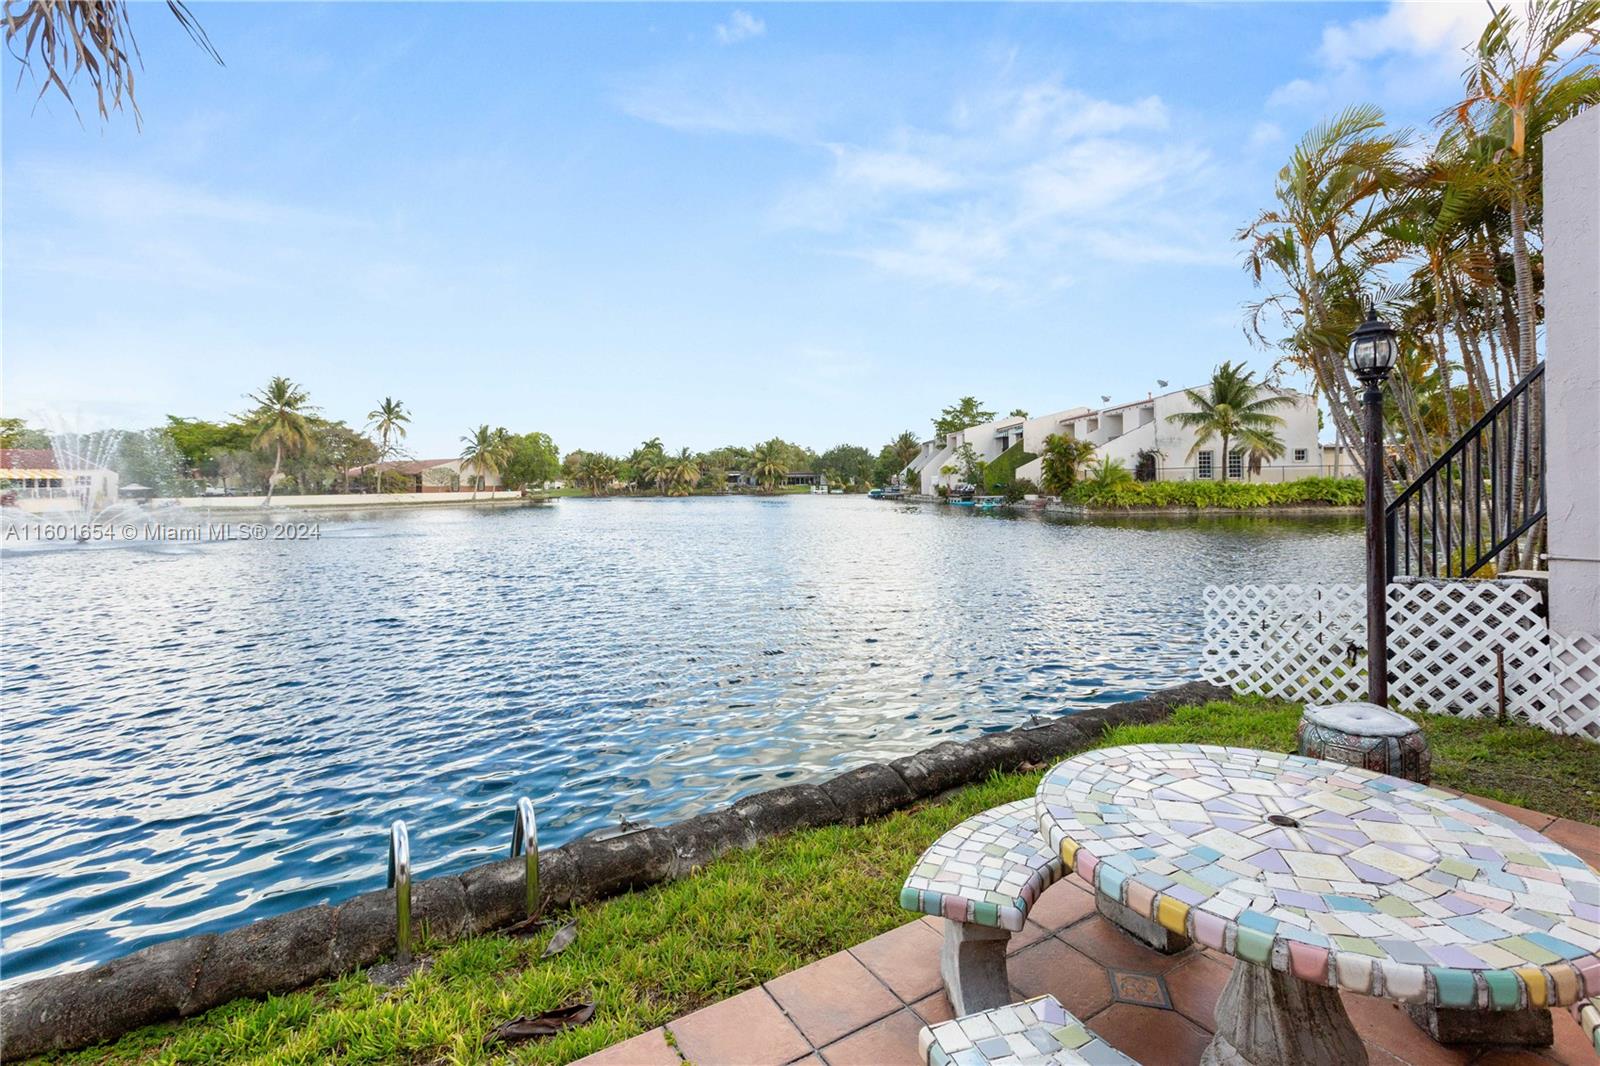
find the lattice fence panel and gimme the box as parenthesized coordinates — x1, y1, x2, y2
(1386, 581, 1549, 721)
(1203, 581, 1599, 741)
(1202, 585, 1366, 705)
(1549, 632, 1600, 739)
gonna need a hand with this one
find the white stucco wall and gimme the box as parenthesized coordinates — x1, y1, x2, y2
(1544, 107, 1600, 634)
(1023, 388, 1325, 484)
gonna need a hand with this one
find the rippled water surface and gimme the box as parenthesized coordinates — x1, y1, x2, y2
(1, 497, 1361, 980)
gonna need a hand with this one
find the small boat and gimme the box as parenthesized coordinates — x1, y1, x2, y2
(973, 496, 1005, 512)
(867, 488, 883, 499)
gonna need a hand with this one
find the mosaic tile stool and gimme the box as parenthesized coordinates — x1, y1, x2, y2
(918, 994, 1138, 1066)
(1574, 995, 1600, 1057)
(900, 799, 1066, 1014)
(1297, 701, 1431, 783)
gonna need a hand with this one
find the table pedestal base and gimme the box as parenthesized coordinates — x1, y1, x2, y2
(1097, 895, 1192, 954)
(939, 920, 1012, 1016)
(1404, 1003, 1552, 1047)
(1202, 963, 1367, 1066)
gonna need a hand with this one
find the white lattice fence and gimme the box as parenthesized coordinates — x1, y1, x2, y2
(1202, 581, 1600, 740)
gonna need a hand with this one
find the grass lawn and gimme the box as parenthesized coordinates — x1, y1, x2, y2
(49, 699, 1600, 1065)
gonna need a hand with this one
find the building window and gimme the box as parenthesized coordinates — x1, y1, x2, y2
(1196, 451, 1214, 480)
(1293, 448, 1308, 463)
(1227, 451, 1243, 480)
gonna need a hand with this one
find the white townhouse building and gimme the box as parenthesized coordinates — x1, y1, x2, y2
(912, 406, 1092, 496)
(1012, 385, 1328, 485)
(907, 384, 1339, 494)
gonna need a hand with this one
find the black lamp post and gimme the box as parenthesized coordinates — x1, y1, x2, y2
(1348, 303, 1400, 706)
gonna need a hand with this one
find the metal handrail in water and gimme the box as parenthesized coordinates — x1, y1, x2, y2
(387, 820, 412, 964)
(509, 797, 539, 917)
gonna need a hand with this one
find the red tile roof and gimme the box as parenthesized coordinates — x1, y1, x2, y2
(0, 448, 58, 470)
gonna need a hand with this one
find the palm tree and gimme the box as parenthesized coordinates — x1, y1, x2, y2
(247, 376, 314, 504)
(1452, 0, 1600, 378)
(665, 448, 700, 496)
(888, 430, 921, 473)
(1038, 434, 1098, 496)
(748, 440, 788, 493)
(1240, 104, 1408, 480)
(1166, 362, 1293, 482)
(1081, 457, 1135, 499)
(575, 452, 616, 496)
(624, 438, 668, 494)
(365, 397, 409, 494)
(3, 1, 222, 127)
(459, 424, 511, 499)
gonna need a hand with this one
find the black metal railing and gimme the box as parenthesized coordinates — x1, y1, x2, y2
(1385, 364, 1545, 580)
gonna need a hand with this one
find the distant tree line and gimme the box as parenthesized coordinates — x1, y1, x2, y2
(0, 377, 561, 500)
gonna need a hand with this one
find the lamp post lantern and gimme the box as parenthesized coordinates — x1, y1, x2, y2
(1348, 303, 1399, 706)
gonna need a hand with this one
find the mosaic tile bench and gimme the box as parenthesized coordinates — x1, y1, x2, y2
(899, 799, 1066, 1014)
(918, 994, 1137, 1066)
(1037, 744, 1600, 1065)
(1576, 994, 1600, 1057)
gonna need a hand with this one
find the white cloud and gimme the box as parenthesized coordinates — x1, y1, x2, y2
(1267, 1, 1497, 115)
(715, 10, 765, 45)
(827, 146, 964, 193)
(1318, 2, 1486, 70)
(1248, 121, 1284, 150)
(802, 80, 1219, 291)
(621, 65, 1229, 294)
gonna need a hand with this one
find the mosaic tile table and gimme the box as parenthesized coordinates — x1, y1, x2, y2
(1035, 744, 1600, 1066)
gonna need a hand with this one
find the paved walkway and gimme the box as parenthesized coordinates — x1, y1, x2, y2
(574, 793, 1599, 1066)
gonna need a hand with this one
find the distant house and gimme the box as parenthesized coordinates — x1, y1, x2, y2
(345, 458, 503, 493)
(0, 448, 119, 510)
(726, 470, 821, 488)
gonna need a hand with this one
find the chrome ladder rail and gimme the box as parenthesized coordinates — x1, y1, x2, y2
(509, 797, 539, 917)
(387, 820, 411, 963)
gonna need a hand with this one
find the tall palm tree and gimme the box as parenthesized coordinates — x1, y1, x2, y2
(665, 448, 700, 496)
(247, 376, 314, 504)
(1166, 362, 1293, 482)
(627, 438, 666, 494)
(1039, 434, 1098, 496)
(748, 440, 788, 493)
(889, 430, 921, 473)
(575, 452, 616, 496)
(1452, 0, 1600, 377)
(1240, 104, 1409, 480)
(365, 396, 409, 494)
(459, 424, 511, 499)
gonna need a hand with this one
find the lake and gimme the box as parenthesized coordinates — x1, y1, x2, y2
(0, 496, 1362, 981)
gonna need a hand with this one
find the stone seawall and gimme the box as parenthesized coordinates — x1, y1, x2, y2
(0, 681, 1229, 1061)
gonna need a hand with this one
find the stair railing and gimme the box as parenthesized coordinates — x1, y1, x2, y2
(1385, 364, 1545, 581)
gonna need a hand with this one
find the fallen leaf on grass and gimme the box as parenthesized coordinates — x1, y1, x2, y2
(484, 1001, 596, 1045)
(542, 918, 578, 957)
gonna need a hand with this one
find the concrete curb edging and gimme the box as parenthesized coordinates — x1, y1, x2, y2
(0, 680, 1229, 1061)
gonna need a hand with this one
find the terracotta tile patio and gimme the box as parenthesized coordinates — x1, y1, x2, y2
(574, 795, 1598, 1066)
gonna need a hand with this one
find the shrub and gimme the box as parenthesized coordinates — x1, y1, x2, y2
(984, 442, 1036, 494)
(1039, 434, 1097, 495)
(1061, 476, 1363, 510)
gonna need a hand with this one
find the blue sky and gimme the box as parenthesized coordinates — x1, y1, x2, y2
(2, 2, 1494, 458)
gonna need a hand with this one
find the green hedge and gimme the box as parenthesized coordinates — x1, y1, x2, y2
(984, 442, 1036, 494)
(1062, 476, 1364, 509)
